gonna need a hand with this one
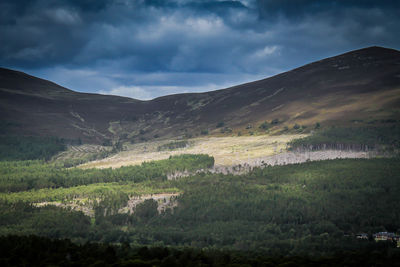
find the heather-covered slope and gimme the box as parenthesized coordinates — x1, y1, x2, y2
(1, 46, 399, 143)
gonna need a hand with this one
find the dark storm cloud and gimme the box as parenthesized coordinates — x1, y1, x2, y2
(0, 0, 399, 99)
(257, 0, 400, 19)
(0, 0, 250, 69)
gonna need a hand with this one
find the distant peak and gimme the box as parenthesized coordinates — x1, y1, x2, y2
(361, 45, 395, 51)
(343, 46, 400, 57)
(362, 45, 388, 50)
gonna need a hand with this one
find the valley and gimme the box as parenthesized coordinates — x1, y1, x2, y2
(2, 0, 400, 263)
(0, 46, 399, 265)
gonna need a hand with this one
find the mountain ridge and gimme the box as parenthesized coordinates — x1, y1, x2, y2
(1, 46, 399, 144)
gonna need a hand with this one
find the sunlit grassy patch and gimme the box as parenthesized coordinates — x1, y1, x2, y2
(80, 134, 306, 169)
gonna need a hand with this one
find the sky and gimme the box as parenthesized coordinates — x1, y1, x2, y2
(1, 0, 399, 100)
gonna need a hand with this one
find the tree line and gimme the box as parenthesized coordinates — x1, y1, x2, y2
(0, 154, 214, 192)
(0, 234, 399, 266)
(0, 135, 66, 161)
(289, 125, 400, 152)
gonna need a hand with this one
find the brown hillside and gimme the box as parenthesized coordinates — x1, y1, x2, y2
(1, 46, 399, 143)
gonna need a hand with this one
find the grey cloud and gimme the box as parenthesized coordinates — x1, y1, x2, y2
(256, 0, 400, 20)
(1, 0, 400, 99)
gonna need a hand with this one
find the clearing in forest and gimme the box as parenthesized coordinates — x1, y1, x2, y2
(80, 135, 306, 169)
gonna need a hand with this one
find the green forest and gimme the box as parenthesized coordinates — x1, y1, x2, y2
(289, 125, 400, 152)
(0, 135, 66, 161)
(0, 154, 214, 192)
(0, 134, 399, 265)
(0, 157, 399, 256)
(1, 235, 399, 266)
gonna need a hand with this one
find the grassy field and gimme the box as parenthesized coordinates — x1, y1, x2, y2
(80, 134, 306, 169)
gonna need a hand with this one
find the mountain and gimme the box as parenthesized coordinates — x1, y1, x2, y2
(1, 46, 399, 143)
